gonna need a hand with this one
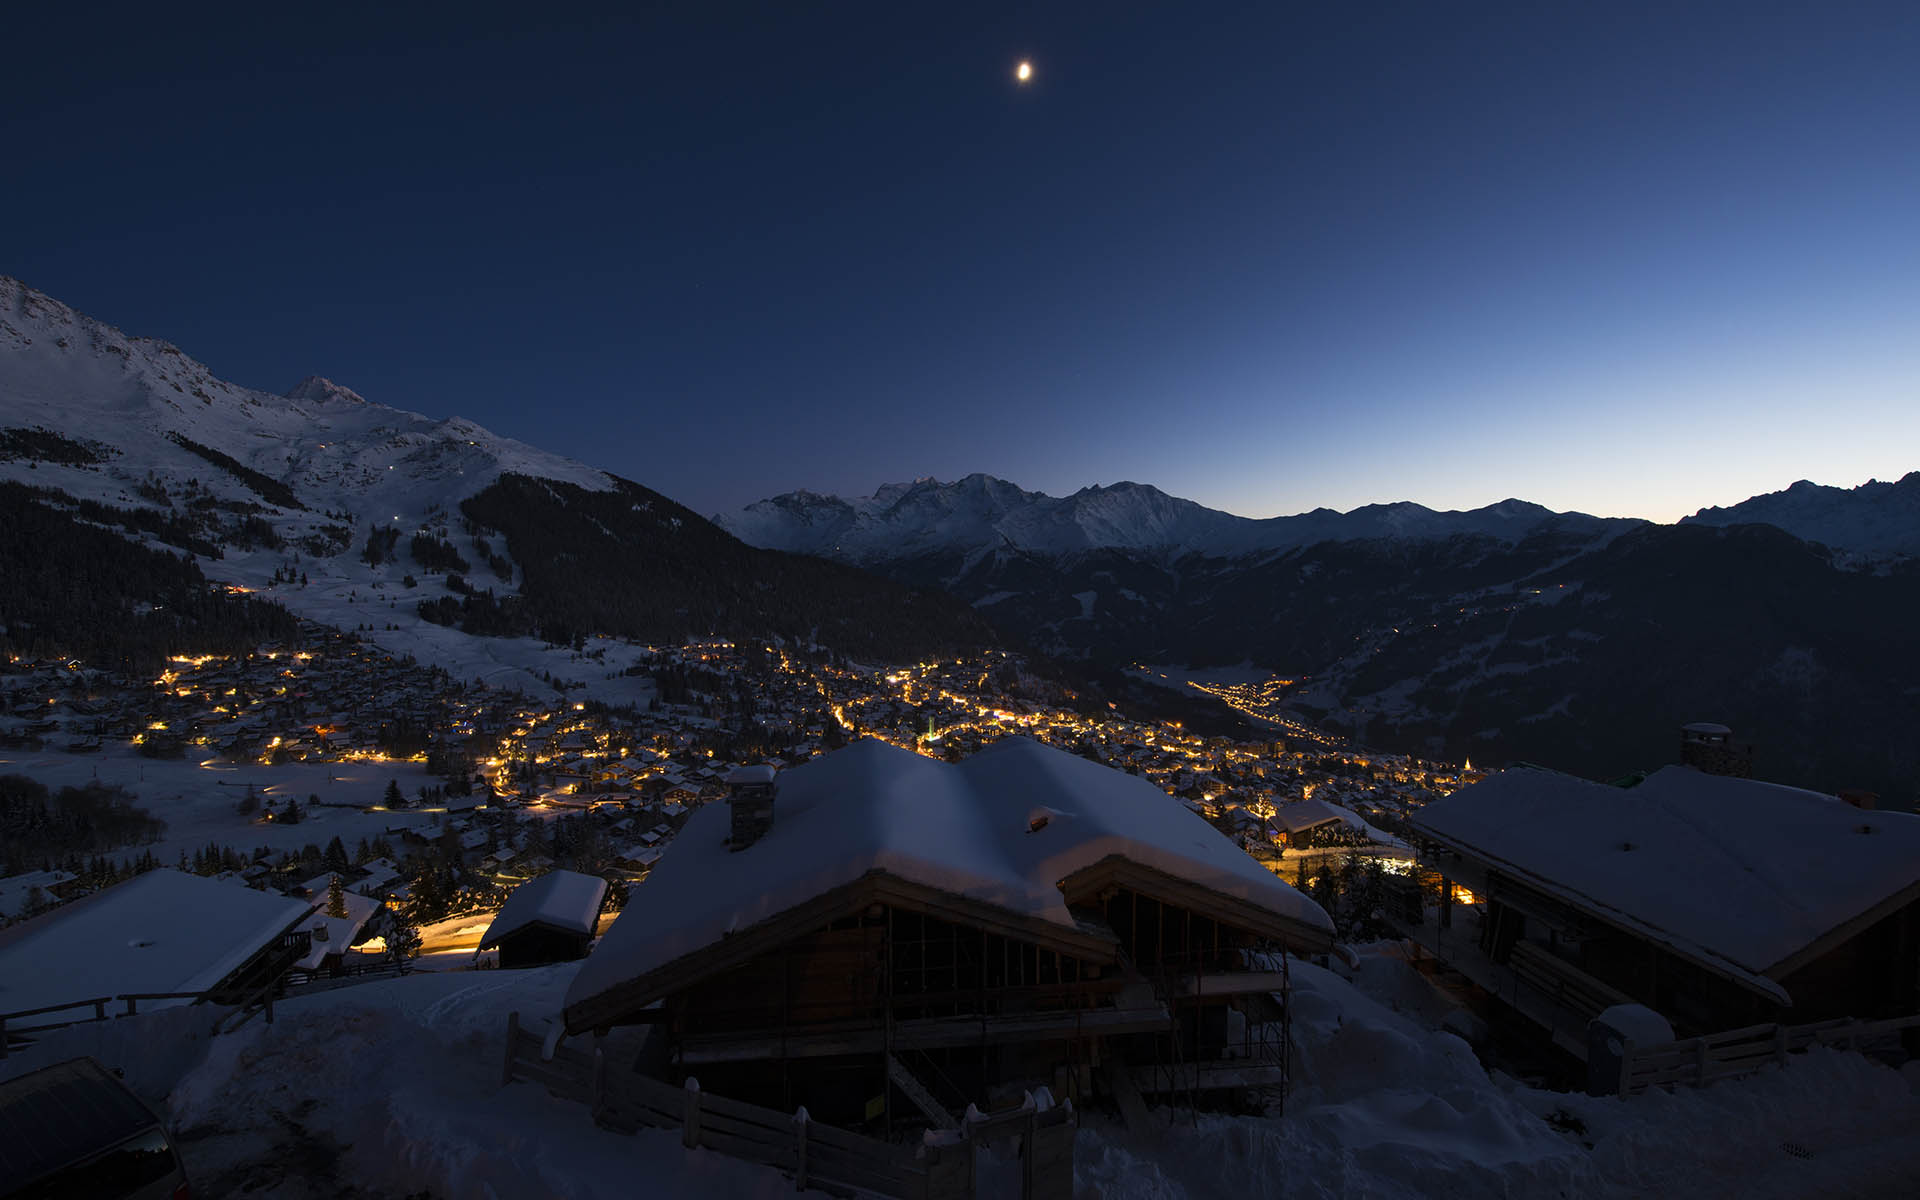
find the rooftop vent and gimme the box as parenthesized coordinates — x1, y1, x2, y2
(725, 764, 778, 851)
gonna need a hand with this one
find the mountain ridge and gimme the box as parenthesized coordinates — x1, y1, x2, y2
(1681, 472, 1920, 560)
(718, 474, 1641, 565)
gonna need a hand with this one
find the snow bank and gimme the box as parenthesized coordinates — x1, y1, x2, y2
(1072, 949, 1920, 1199)
(165, 968, 805, 1199)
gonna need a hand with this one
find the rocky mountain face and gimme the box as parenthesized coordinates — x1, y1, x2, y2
(1682, 473, 1920, 561)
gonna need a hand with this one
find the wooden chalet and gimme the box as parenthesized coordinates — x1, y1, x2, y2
(0, 870, 314, 1047)
(562, 738, 1333, 1128)
(1397, 730, 1920, 1059)
(481, 870, 609, 968)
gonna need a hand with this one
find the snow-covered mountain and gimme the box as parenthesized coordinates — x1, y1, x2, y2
(1682, 473, 1920, 560)
(0, 276, 990, 691)
(0, 275, 611, 530)
(719, 475, 1630, 564)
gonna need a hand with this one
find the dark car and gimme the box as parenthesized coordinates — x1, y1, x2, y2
(0, 1057, 190, 1199)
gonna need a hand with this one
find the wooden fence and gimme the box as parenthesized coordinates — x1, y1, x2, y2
(502, 1012, 1075, 1198)
(284, 955, 412, 990)
(2, 991, 216, 1057)
(1617, 1013, 1920, 1096)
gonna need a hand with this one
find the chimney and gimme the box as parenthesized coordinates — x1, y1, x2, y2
(1678, 722, 1752, 778)
(725, 765, 778, 851)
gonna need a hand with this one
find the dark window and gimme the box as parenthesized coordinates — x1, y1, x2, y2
(18, 1126, 178, 1199)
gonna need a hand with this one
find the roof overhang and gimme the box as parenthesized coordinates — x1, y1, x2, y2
(563, 869, 1122, 1035)
(1766, 874, 1920, 980)
(479, 918, 597, 951)
(1059, 854, 1335, 957)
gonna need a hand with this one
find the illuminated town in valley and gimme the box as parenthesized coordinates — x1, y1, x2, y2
(4, 629, 1458, 925)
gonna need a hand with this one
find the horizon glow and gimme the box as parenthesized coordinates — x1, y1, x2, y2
(3, 4, 1915, 523)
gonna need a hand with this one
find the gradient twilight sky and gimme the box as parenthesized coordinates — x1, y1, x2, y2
(6, 2, 1917, 522)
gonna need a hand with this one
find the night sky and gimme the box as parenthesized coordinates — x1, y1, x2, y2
(7, 2, 1917, 522)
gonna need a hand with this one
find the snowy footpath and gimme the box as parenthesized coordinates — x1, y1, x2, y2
(4, 952, 1917, 1198)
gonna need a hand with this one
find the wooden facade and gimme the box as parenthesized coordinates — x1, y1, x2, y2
(1421, 850, 1920, 1045)
(497, 923, 596, 969)
(572, 865, 1325, 1128)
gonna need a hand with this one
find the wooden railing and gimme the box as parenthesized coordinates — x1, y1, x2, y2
(1, 991, 210, 1057)
(1617, 1013, 1920, 1096)
(284, 954, 412, 989)
(1507, 941, 1631, 1026)
(502, 1012, 1074, 1198)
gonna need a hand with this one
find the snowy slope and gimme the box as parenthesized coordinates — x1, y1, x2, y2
(0, 276, 676, 702)
(0, 275, 610, 529)
(1682, 473, 1920, 560)
(719, 475, 1629, 563)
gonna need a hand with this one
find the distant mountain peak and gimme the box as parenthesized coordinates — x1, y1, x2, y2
(285, 375, 366, 405)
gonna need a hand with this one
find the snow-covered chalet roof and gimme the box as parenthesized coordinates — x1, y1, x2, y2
(566, 737, 1331, 1021)
(293, 888, 383, 970)
(480, 870, 609, 948)
(1411, 764, 1920, 983)
(1271, 797, 1364, 835)
(0, 870, 313, 1019)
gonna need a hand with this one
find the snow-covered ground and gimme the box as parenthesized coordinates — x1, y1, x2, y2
(0, 745, 445, 865)
(197, 547, 664, 710)
(132, 969, 793, 1199)
(3, 946, 1914, 1199)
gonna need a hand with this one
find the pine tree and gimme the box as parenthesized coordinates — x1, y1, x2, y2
(237, 784, 258, 816)
(387, 920, 422, 963)
(326, 873, 348, 919)
(323, 836, 349, 873)
(384, 779, 405, 809)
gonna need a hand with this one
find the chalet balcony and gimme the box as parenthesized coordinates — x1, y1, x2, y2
(1387, 901, 1628, 1060)
(204, 929, 311, 1007)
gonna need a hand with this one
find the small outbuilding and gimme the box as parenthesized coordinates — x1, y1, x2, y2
(479, 870, 609, 968)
